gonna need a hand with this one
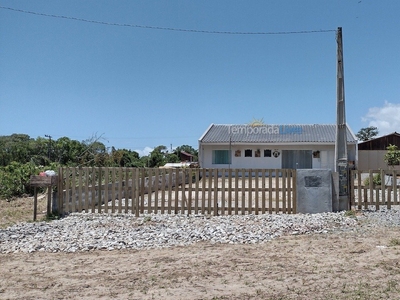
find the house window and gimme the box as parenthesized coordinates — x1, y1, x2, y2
(255, 149, 261, 157)
(212, 150, 231, 164)
(245, 149, 252, 157)
(264, 149, 272, 157)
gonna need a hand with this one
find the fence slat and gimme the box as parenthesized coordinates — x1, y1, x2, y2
(228, 169, 232, 215)
(357, 170, 362, 210)
(213, 169, 219, 216)
(104, 167, 109, 213)
(111, 168, 116, 213)
(181, 169, 186, 215)
(58, 167, 64, 215)
(261, 169, 266, 214)
(124, 168, 129, 213)
(221, 169, 225, 215)
(394, 170, 398, 205)
(282, 170, 287, 214)
(369, 171, 374, 209)
(174, 169, 179, 214)
(268, 169, 273, 214)
(287, 170, 292, 214)
(292, 170, 297, 214)
(160, 169, 166, 214)
(188, 169, 192, 215)
(140, 168, 145, 214)
(194, 169, 199, 214)
(241, 169, 246, 215)
(381, 169, 387, 209)
(97, 168, 102, 213)
(154, 168, 159, 214)
(248, 169, 253, 215)
(147, 169, 152, 214)
(71, 168, 76, 213)
(275, 169, 279, 213)
(78, 168, 83, 213)
(234, 170, 239, 215)
(254, 170, 259, 215)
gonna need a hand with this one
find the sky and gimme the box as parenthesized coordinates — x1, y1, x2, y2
(1, 0, 400, 156)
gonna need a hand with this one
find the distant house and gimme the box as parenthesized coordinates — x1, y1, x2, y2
(198, 124, 357, 170)
(358, 132, 400, 170)
(179, 150, 194, 162)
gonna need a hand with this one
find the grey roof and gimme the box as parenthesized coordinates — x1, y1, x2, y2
(199, 124, 357, 144)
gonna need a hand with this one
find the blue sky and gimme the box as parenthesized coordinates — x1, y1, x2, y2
(1, 0, 399, 156)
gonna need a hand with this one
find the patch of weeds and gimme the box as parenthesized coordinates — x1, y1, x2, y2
(352, 282, 372, 299)
(143, 216, 152, 223)
(389, 238, 400, 247)
(385, 280, 398, 292)
(344, 210, 356, 217)
(41, 211, 60, 222)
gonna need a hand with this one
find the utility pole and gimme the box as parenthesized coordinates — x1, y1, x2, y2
(45, 134, 52, 161)
(334, 27, 349, 211)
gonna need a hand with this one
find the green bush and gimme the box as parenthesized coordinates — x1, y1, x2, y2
(0, 162, 40, 200)
(363, 173, 381, 186)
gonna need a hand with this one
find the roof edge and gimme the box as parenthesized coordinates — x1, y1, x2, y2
(198, 123, 214, 142)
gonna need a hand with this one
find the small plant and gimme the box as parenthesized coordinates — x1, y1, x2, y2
(344, 210, 356, 217)
(42, 211, 60, 222)
(389, 238, 400, 247)
(363, 173, 381, 186)
(385, 280, 398, 292)
(384, 144, 400, 168)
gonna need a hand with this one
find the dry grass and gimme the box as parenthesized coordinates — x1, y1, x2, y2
(0, 194, 48, 228)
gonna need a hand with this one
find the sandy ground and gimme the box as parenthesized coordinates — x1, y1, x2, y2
(1, 224, 400, 299)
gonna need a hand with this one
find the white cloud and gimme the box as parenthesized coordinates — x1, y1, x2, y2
(134, 146, 153, 157)
(362, 101, 400, 135)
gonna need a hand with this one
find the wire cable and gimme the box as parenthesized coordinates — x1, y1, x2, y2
(0, 6, 337, 35)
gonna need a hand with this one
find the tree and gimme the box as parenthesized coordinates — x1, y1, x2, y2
(110, 148, 141, 167)
(165, 153, 180, 163)
(384, 144, 400, 168)
(54, 137, 84, 166)
(356, 126, 379, 141)
(148, 146, 166, 167)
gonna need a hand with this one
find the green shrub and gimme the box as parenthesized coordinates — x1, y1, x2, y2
(363, 173, 381, 186)
(0, 162, 40, 200)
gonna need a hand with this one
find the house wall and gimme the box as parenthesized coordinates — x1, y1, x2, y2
(199, 144, 357, 170)
(358, 150, 400, 170)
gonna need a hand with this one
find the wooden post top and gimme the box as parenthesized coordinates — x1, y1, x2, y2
(30, 175, 58, 187)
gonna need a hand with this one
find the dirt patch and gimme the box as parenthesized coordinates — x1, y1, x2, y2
(0, 226, 400, 299)
(1, 197, 400, 299)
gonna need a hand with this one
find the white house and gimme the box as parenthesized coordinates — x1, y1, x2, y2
(198, 124, 357, 170)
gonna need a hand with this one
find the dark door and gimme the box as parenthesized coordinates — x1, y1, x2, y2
(282, 150, 312, 169)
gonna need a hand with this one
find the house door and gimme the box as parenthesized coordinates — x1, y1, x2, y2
(282, 150, 312, 169)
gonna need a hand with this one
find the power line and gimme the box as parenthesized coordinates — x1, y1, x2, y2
(0, 6, 336, 35)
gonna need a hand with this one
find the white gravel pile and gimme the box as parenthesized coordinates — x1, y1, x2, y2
(0, 210, 398, 254)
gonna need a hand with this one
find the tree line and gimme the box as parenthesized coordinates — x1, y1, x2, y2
(0, 133, 198, 199)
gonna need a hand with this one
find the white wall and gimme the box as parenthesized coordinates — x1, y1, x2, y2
(358, 150, 400, 170)
(200, 144, 346, 169)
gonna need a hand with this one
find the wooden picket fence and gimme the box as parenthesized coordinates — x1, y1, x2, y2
(350, 169, 400, 210)
(56, 167, 297, 216)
